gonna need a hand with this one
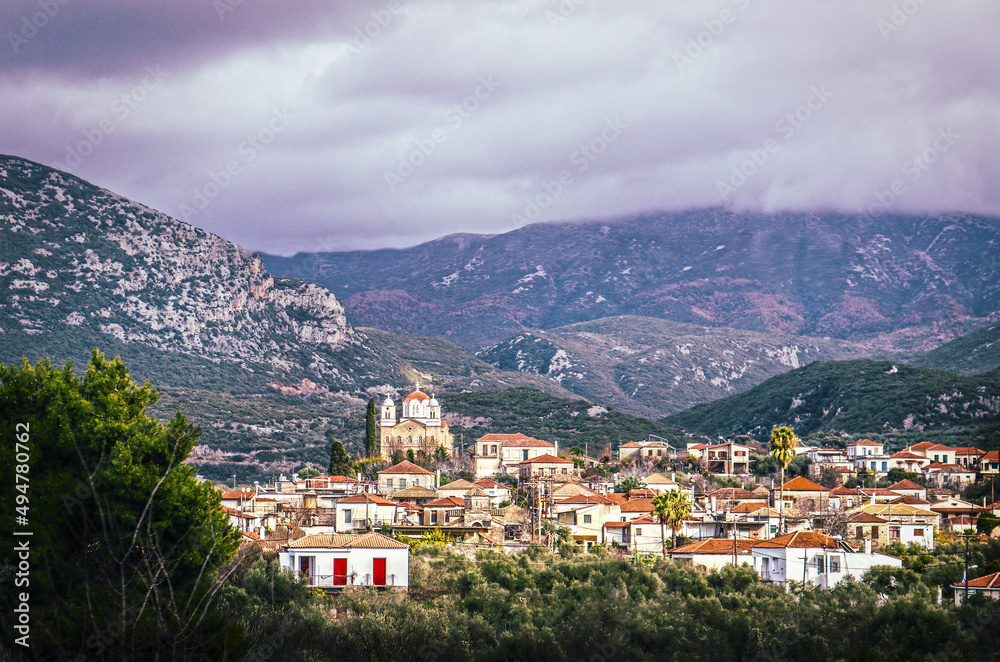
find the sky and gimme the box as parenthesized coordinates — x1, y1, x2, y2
(2, 0, 999, 255)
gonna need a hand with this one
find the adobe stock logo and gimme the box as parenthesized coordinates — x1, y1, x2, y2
(383, 76, 501, 191)
(178, 108, 295, 221)
(716, 84, 833, 201)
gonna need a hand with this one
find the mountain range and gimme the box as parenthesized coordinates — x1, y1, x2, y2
(261, 209, 1000, 352)
(4, 155, 1000, 477)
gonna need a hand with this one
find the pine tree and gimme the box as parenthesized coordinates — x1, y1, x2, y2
(365, 397, 378, 458)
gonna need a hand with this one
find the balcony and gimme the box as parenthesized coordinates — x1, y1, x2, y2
(304, 573, 400, 588)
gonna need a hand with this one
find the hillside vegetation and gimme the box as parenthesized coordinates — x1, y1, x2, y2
(664, 360, 1000, 445)
(910, 322, 1000, 375)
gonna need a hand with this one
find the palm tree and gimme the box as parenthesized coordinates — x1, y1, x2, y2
(652, 489, 692, 558)
(770, 425, 799, 536)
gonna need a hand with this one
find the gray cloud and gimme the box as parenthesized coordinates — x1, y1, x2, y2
(2, 0, 998, 255)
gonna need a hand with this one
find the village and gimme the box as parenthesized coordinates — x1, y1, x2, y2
(223, 387, 1000, 604)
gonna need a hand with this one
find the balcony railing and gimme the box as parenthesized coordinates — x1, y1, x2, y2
(304, 573, 399, 588)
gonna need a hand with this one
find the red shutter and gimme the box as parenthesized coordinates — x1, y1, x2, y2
(334, 557, 347, 586)
(373, 558, 387, 586)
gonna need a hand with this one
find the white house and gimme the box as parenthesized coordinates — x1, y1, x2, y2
(751, 531, 901, 589)
(474, 479, 514, 507)
(953, 571, 1000, 605)
(671, 538, 755, 571)
(335, 493, 399, 532)
(280, 532, 409, 589)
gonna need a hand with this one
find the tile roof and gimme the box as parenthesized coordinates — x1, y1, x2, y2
(850, 503, 937, 518)
(474, 479, 509, 490)
(847, 512, 888, 523)
(478, 432, 553, 448)
(754, 531, 841, 549)
(221, 491, 256, 499)
(780, 476, 827, 492)
(519, 453, 572, 464)
(556, 494, 614, 505)
(390, 486, 438, 499)
(287, 532, 409, 549)
(424, 496, 465, 508)
(848, 439, 882, 446)
(888, 495, 931, 505)
(952, 571, 1000, 590)
(338, 493, 396, 505)
(672, 538, 754, 555)
(731, 502, 770, 514)
(708, 488, 766, 500)
(326, 475, 361, 483)
(859, 488, 903, 497)
(644, 473, 679, 485)
(439, 479, 478, 491)
(380, 460, 433, 475)
(620, 499, 655, 513)
(630, 515, 657, 525)
(602, 521, 628, 528)
(889, 451, 926, 460)
(605, 493, 629, 504)
(888, 479, 926, 491)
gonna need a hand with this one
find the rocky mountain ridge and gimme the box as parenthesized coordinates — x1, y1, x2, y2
(476, 316, 876, 418)
(0, 155, 392, 389)
(262, 209, 1000, 351)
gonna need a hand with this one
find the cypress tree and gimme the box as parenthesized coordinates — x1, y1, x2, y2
(365, 397, 378, 458)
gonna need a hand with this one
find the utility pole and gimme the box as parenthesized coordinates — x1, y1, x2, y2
(964, 532, 970, 604)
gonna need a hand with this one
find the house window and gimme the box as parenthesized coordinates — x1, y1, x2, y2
(816, 556, 825, 574)
(431, 512, 438, 524)
(386, 478, 393, 488)
(635, 528, 642, 536)
(830, 557, 841, 572)
(344, 510, 352, 523)
(881, 462, 887, 471)
(583, 514, 592, 524)
(562, 468, 568, 474)
(914, 528, 924, 537)
(889, 526, 900, 540)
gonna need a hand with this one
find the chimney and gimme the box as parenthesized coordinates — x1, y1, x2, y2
(864, 538, 872, 555)
(436, 468, 441, 488)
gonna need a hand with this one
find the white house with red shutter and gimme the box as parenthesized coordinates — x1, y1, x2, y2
(279, 532, 409, 590)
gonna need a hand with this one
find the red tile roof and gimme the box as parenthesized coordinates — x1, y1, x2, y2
(952, 571, 1000, 590)
(519, 453, 572, 464)
(780, 476, 827, 492)
(605, 493, 629, 504)
(754, 531, 841, 549)
(474, 479, 509, 490)
(672, 538, 754, 555)
(620, 499, 655, 513)
(848, 439, 882, 446)
(477, 433, 553, 448)
(556, 494, 614, 505)
(424, 496, 465, 508)
(380, 460, 433, 475)
(338, 493, 396, 505)
(888, 479, 925, 491)
(221, 491, 256, 500)
(889, 451, 926, 460)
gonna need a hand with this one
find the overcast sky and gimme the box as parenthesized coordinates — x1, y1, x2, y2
(3, 0, 998, 254)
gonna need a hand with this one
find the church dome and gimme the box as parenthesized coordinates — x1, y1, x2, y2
(382, 396, 395, 406)
(404, 390, 430, 402)
(429, 394, 440, 406)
